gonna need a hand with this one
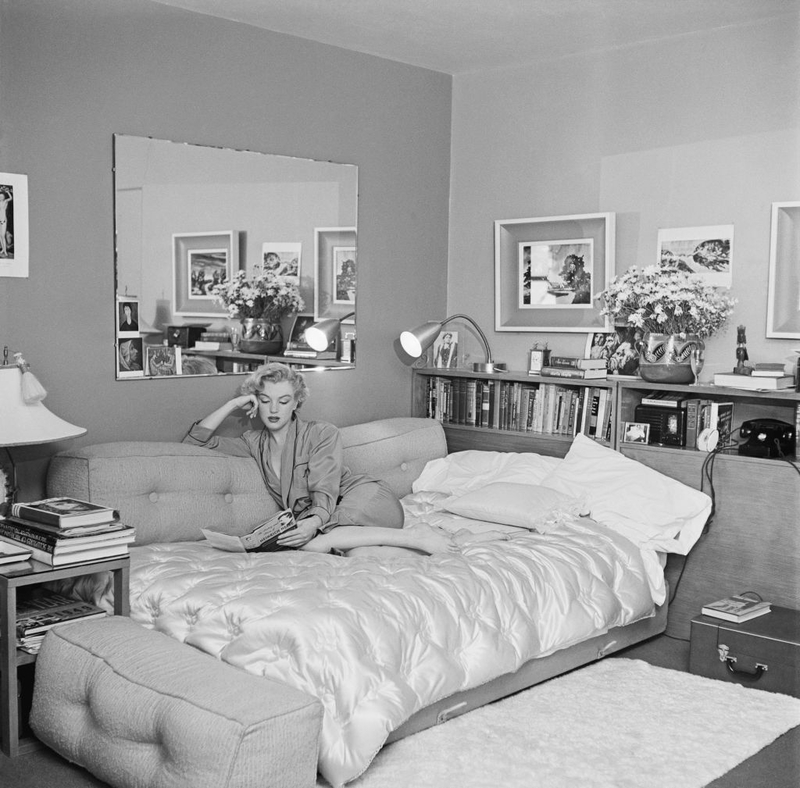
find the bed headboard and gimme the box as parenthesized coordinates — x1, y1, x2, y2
(46, 417, 447, 545)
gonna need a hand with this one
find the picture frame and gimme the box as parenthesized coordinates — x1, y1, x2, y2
(766, 201, 800, 339)
(623, 422, 650, 445)
(495, 213, 615, 332)
(117, 337, 145, 378)
(314, 227, 356, 323)
(262, 242, 301, 283)
(146, 345, 182, 377)
(585, 327, 641, 377)
(432, 330, 459, 369)
(117, 297, 141, 337)
(173, 231, 237, 317)
(0, 172, 29, 278)
(657, 225, 733, 287)
(286, 313, 316, 352)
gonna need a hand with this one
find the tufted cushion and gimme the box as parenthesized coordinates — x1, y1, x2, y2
(30, 616, 323, 788)
(46, 418, 447, 546)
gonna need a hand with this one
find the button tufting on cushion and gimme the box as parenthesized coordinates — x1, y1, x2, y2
(224, 493, 233, 503)
(149, 492, 159, 502)
(30, 617, 323, 788)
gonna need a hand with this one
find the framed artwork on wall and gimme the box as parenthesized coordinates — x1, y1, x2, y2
(657, 225, 733, 287)
(173, 231, 237, 317)
(314, 227, 356, 323)
(495, 213, 615, 333)
(117, 337, 144, 378)
(261, 242, 301, 283)
(117, 297, 140, 337)
(0, 172, 29, 278)
(766, 201, 800, 339)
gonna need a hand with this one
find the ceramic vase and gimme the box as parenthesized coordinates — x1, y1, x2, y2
(636, 332, 704, 384)
(238, 318, 283, 355)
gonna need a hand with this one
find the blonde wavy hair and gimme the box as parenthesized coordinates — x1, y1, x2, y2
(239, 362, 309, 408)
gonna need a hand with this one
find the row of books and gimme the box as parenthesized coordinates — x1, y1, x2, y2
(0, 496, 134, 567)
(15, 591, 107, 654)
(424, 376, 614, 441)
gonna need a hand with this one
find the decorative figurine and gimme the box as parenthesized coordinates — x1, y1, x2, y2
(734, 325, 753, 375)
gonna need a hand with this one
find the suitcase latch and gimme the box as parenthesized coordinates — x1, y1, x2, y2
(717, 644, 729, 662)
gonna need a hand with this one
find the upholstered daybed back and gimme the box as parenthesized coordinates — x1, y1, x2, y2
(46, 417, 447, 545)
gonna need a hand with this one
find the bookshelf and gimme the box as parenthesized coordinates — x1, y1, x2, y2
(412, 368, 615, 458)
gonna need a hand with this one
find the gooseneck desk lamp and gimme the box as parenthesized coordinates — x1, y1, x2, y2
(399, 314, 506, 373)
(0, 353, 86, 507)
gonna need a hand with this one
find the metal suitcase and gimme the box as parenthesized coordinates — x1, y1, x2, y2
(689, 606, 800, 697)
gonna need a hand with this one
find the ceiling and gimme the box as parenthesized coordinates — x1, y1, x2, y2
(150, 0, 797, 74)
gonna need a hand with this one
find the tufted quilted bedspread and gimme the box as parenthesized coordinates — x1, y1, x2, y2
(125, 492, 655, 787)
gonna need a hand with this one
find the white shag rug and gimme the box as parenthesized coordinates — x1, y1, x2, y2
(327, 658, 800, 788)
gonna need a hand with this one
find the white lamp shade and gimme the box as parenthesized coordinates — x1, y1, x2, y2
(0, 366, 87, 447)
(400, 322, 443, 358)
(305, 319, 340, 352)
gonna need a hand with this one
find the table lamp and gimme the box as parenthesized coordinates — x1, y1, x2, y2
(399, 313, 506, 373)
(0, 358, 86, 509)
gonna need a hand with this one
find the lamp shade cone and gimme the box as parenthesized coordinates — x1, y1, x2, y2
(0, 366, 87, 446)
(400, 321, 443, 358)
(305, 318, 341, 352)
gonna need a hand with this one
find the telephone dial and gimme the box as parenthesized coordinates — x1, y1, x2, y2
(738, 419, 796, 459)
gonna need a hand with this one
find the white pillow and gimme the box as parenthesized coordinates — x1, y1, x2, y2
(413, 450, 562, 496)
(539, 434, 711, 554)
(442, 482, 588, 533)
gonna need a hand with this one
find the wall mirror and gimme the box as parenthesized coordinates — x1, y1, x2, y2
(113, 134, 358, 379)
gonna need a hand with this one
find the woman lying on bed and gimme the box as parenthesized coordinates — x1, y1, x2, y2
(185, 362, 499, 557)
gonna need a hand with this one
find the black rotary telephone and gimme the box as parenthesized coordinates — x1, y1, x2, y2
(738, 419, 796, 459)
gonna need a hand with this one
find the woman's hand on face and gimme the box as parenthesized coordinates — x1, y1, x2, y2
(233, 394, 258, 420)
(277, 516, 321, 548)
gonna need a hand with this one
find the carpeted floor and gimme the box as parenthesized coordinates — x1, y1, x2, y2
(2, 635, 799, 788)
(341, 656, 800, 788)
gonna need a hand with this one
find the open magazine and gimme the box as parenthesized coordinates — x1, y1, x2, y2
(202, 509, 296, 553)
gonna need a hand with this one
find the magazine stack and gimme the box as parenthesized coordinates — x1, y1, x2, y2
(0, 496, 135, 567)
(16, 591, 107, 654)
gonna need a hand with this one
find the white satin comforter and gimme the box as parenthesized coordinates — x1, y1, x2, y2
(125, 491, 655, 787)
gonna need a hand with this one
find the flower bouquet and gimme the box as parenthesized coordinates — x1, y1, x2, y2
(212, 269, 305, 354)
(597, 265, 736, 383)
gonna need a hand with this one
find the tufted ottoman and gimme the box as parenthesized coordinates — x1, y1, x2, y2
(29, 616, 323, 788)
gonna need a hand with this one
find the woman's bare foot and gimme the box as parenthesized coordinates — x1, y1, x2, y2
(406, 523, 460, 554)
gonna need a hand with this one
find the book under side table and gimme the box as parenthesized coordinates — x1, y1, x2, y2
(0, 556, 130, 757)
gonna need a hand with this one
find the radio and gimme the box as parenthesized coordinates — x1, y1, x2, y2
(634, 404, 686, 446)
(738, 419, 796, 459)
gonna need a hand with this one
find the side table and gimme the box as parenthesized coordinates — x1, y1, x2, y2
(0, 556, 130, 757)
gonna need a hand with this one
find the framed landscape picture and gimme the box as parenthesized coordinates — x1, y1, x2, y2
(657, 224, 733, 287)
(173, 231, 237, 317)
(495, 213, 615, 332)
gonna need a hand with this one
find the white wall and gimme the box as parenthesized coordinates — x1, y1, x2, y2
(449, 14, 800, 377)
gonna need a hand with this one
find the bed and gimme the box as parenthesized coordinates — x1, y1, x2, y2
(45, 417, 711, 787)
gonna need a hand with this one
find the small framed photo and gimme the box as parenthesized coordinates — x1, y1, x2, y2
(262, 242, 301, 282)
(146, 345, 182, 377)
(117, 337, 144, 378)
(173, 231, 237, 317)
(286, 313, 316, 352)
(657, 225, 733, 287)
(528, 347, 551, 374)
(433, 330, 458, 368)
(0, 172, 29, 278)
(623, 422, 650, 445)
(117, 298, 140, 337)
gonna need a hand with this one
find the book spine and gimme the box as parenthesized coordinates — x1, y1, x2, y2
(10, 503, 60, 526)
(684, 399, 701, 449)
(540, 366, 586, 379)
(0, 521, 57, 552)
(547, 356, 581, 368)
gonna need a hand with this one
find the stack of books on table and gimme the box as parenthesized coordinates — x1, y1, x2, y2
(0, 496, 135, 567)
(536, 355, 608, 380)
(701, 594, 771, 623)
(16, 591, 107, 654)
